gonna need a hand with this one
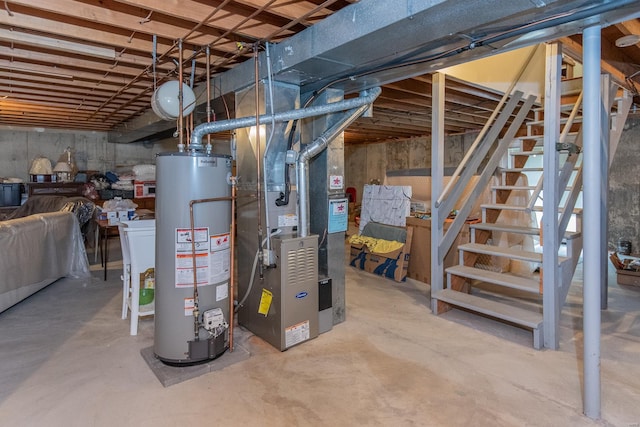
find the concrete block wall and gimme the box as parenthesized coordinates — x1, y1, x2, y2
(344, 133, 477, 203)
(0, 127, 232, 183)
(609, 116, 640, 254)
(0, 128, 159, 182)
(346, 118, 640, 255)
(3, 120, 638, 253)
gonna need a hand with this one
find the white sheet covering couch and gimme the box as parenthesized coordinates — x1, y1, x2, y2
(0, 211, 90, 313)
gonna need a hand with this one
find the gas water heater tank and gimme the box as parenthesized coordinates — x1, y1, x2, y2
(154, 151, 232, 364)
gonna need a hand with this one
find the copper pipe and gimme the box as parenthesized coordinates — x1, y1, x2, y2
(102, 0, 337, 126)
(93, 0, 232, 122)
(206, 46, 212, 147)
(188, 196, 200, 341)
(229, 180, 237, 351)
(178, 39, 184, 148)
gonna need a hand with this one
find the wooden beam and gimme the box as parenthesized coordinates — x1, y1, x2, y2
(7, 0, 237, 47)
(560, 36, 636, 86)
(615, 19, 640, 36)
(113, 0, 298, 40)
(0, 10, 229, 67)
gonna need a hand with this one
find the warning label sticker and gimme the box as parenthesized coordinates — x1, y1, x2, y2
(209, 233, 231, 284)
(258, 289, 272, 316)
(285, 320, 310, 348)
(184, 298, 195, 316)
(175, 227, 211, 288)
(216, 282, 228, 302)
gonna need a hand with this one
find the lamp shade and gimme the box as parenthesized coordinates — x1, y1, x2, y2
(53, 162, 72, 172)
(151, 81, 196, 120)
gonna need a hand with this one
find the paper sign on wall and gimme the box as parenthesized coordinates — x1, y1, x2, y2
(328, 198, 348, 233)
(329, 175, 344, 190)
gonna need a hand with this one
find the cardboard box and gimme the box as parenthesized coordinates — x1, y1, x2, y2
(106, 209, 135, 225)
(349, 226, 413, 282)
(616, 269, 640, 287)
(405, 217, 470, 284)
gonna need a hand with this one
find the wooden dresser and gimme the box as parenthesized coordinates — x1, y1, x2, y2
(27, 182, 85, 197)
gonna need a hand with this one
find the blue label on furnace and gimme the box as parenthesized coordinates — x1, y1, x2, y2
(295, 291, 308, 299)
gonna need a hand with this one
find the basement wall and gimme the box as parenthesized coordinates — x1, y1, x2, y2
(3, 122, 638, 253)
(346, 119, 640, 255)
(609, 116, 640, 254)
(344, 132, 478, 203)
(0, 128, 232, 183)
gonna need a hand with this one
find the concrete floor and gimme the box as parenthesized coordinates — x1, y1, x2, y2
(0, 239, 639, 426)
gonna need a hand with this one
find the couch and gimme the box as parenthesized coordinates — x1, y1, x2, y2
(0, 196, 93, 313)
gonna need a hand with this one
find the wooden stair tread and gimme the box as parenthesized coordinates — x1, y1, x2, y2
(481, 203, 530, 211)
(446, 265, 540, 294)
(503, 167, 544, 172)
(492, 185, 537, 190)
(470, 222, 581, 240)
(533, 103, 581, 113)
(458, 243, 568, 264)
(491, 185, 572, 191)
(527, 116, 583, 127)
(471, 222, 540, 235)
(481, 204, 583, 215)
(435, 288, 543, 329)
(519, 132, 578, 140)
(509, 151, 544, 156)
(531, 205, 582, 214)
(502, 167, 579, 173)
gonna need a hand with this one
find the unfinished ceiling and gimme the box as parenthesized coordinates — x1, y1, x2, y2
(0, 1, 639, 145)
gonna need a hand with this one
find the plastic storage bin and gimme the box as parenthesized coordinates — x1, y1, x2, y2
(1, 183, 21, 207)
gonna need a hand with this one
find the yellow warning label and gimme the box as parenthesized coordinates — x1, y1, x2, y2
(258, 289, 273, 316)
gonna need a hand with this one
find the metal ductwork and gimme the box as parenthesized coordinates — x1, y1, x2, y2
(189, 87, 381, 151)
(296, 103, 372, 237)
(110, 0, 640, 144)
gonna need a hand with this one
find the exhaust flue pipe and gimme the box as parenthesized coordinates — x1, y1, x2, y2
(189, 87, 381, 150)
(296, 102, 373, 237)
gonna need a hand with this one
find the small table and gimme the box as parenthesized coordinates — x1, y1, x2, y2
(96, 219, 119, 281)
(96, 209, 154, 280)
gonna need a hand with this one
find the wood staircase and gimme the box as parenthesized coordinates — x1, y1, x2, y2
(431, 79, 632, 349)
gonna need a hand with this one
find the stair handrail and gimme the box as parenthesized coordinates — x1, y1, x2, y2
(439, 94, 537, 259)
(435, 45, 540, 208)
(526, 90, 583, 212)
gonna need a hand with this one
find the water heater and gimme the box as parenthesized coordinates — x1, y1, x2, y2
(154, 151, 232, 364)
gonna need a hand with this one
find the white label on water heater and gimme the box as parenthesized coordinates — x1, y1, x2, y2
(175, 227, 211, 288)
(285, 320, 310, 348)
(210, 233, 231, 284)
(197, 157, 217, 167)
(216, 283, 228, 302)
(184, 298, 195, 316)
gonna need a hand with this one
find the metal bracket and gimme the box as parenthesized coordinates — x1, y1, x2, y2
(556, 142, 581, 154)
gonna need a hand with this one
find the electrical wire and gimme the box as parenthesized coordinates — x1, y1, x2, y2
(305, 1, 633, 100)
(236, 229, 282, 311)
